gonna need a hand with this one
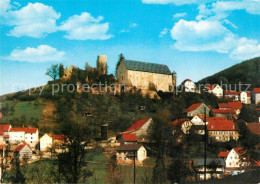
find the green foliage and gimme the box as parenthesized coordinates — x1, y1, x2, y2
(115, 53, 124, 78)
(58, 63, 64, 79)
(46, 64, 59, 80)
(198, 57, 260, 89)
(239, 104, 259, 122)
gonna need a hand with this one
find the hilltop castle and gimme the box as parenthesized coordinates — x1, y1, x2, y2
(116, 55, 176, 92)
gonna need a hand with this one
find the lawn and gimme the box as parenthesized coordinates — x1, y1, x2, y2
(5, 100, 44, 122)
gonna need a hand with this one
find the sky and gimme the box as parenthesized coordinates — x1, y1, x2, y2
(0, 0, 260, 95)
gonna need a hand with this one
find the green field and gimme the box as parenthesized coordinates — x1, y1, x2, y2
(2, 100, 44, 122)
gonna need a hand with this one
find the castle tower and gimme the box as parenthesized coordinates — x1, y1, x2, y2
(97, 55, 107, 75)
(172, 71, 177, 88)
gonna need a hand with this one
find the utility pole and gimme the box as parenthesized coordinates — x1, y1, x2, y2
(134, 150, 136, 184)
(204, 107, 207, 181)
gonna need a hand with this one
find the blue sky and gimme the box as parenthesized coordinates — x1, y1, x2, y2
(0, 0, 260, 95)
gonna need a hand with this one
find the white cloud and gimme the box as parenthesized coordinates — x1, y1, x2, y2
(142, 0, 213, 5)
(173, 12, 187, 18)
(59, 12, 113, 40)
(159, 28, 168, 38)
(222, 19, 237, 29)
(0, 0, 11, 16)
(171, 19, 235, 53)
(6, 45, 65, 62)
(5, 3, 60, 38)
(230, 42, 260, 60)
(197, 0, 260, 20)
(170, 19, 260, 60)
(130, 23, 138, 27)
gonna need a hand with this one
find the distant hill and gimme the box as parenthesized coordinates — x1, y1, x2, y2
(198, 57, 260, 89)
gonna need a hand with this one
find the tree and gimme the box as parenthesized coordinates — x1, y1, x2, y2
(58, 63, 64, 79)
(12, 156, 26, 184)
(46, 64, 58, 80)
(115, 53, 125, 78)
(57, 123, 92, 183)
(107, 156, 124, 184)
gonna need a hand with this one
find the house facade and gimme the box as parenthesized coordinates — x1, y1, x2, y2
(218, 148, 249, 174)
(40, 133, 53, 152)
(252, 88, 260, 104)
(212, 109, 236, 120)
(185, 103, 210, 117)
(13, 143, 33, 162)
(181, 79, 196, 93)
(9, 127, 39, 148)
(196, 158, 224, 180)
(207, 120, 239, 142)
(124, 118, 153, 142)
(0, 124, 12, 145)
(206, 85, 223, 98)
(116, 144, 147, 164)
(116, 58, 176, 92)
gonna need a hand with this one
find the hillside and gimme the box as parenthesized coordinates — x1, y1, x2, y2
(198, 57, 260, 89)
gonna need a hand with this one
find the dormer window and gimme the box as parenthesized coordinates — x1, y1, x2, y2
(232, 125, 235, 129)
(211, 125, 213, 129)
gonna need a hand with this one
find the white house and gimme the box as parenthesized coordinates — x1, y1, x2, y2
(252, 88, 260, 105)
(116, 144, 147, 164)
(13, 143, 33, 162)
(124, 118, 152, 142)
(240, 91, 251, 104)
(9, 127, 39, 148)
(185, 103, 210, 117)
(206, 85, 223, 98)
(0, 124, 12, 145)
(218, 148, 249, 174)
(40, 133, 53, 152)
(181, 79, 196, 93)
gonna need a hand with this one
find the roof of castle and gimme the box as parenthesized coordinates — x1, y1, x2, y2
(122, 59, 172, 75)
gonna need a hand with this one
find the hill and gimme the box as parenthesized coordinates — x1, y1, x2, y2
(198, 57, 260, 89)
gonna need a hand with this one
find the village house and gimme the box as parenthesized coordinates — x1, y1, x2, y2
(207, 119, 239, 142)
(218, 148, 249, 174)
(40, 133, 53, 152)
(119, 133, 138, 144)
(224, 91, 251, 104)
(206, 85, 223, 98)
(218, 102, 243, 115)
(0, 124, 12, 145)
(116, 57, 176, 92)
(185, 103, 210, 117)
(116, 144, 147, 164)
(195, 158, 224, 180)
(9, 127, 38, 148)
(13, 143, 33, 162)
(212, 109, 237, 120)
(181, 79, 196, 93)
(252, 88, 260, 104)
(170, 118, 192, 134)
(124, 118, 153, 142)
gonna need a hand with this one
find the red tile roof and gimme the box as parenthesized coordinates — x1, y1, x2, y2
(233, 147, 246, 156)
(246, 92, 251, 97)
(218, 151, 229, 157)
(181, 79, 192, 85)
(13, 144, 27, 153)
(0, 124, 11, 135)
(53, 135, 67, 140)
(207, 120, 238, 131)
(9, 127, 38, 133)
(206, 85, 217, 90)
(254, 161, 260, 167)
(228, 102, 242, 110)
(212, 109, 236, 114)
(170, 118, 190, 126)
(253, 88, 260, 93)
(256, 108, 260, 111)
(121, 133, 137, 142)
(207, 117, 227, 121)
(185, 103, 202, 112)
(224, 90, 240, 95)
(126, 118, 151, 132)
(0, 145, 3, 150)
(218, 103, 230, 109)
